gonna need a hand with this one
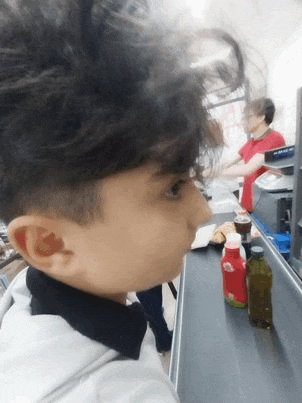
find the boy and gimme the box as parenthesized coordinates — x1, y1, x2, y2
(0, 1, 244, 401)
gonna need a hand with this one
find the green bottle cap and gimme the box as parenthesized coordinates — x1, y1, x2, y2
(251, 246, 264, 257)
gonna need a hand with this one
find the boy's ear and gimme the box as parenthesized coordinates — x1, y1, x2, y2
(258, 113, 266, 123)
(7, 215, 72, 272)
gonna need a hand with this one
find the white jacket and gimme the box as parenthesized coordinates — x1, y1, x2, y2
(0, 269, 179, 403)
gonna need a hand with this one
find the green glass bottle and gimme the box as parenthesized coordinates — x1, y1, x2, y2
(246, 246, 273, 329)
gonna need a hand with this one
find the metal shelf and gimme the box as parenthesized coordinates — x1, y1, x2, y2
(290, 87, 302, 263)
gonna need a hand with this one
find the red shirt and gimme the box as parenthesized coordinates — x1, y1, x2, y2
(239, 130, 285, 212)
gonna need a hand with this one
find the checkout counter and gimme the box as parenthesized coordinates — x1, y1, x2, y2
(252, 145, 294, 260)
(169, 182, 302, 403)
(253, 146, 294, 233)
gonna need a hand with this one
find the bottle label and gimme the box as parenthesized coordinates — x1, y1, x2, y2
(242, 233, 251, 244)
(225, 292, 234, 301)
(221, 254, 247, 305)
(223, 262, 234, 272)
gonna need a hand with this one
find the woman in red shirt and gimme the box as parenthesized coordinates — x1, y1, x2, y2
(214, 98, 285, 212)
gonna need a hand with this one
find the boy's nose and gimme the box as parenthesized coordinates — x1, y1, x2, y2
(188, 187, 212, 231)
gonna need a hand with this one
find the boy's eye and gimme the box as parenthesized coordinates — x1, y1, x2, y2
(166, 179, 187, 199)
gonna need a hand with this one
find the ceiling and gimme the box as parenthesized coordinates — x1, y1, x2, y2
(201, 0, 302, 64)
(175, 0, 302, 97)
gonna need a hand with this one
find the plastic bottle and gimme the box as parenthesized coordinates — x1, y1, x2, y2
(234, 210, 252, 260)
(222, 233, 246, 261)
(246, 246, 273, 329)
(221, 237, 247, 308)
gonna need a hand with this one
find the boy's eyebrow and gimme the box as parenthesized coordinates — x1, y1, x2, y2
(149, 171, 171, 182)
(149, 171, 188, 182)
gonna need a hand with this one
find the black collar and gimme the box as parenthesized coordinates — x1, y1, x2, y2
(26, 268, 147, 360)
(252, 128, 272, 142)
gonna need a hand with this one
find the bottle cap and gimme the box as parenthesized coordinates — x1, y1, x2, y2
(225, 241, 240, 249)
(226, 233, 242, 244)
(225, 234, 241, 250)
(234, 207, 247, 216)
(234, 215, 251, 224)
(251, 246, 264, 257)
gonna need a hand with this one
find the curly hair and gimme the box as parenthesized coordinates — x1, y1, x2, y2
(0, 0, 244, 225)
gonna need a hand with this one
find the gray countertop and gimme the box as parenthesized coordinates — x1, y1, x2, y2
(170, 212, 302, 403)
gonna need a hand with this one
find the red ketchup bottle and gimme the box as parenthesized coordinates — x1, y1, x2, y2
(221, 238, 247, 308)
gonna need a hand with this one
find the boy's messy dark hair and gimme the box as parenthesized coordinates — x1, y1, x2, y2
(247, 97, 275, 125)
(0, 0, 244, 225)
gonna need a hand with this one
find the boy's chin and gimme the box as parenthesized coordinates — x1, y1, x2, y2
(135, 261, 184, 292)
(163, 261, 184, 283)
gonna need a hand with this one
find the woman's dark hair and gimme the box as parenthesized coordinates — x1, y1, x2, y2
(0, 0, 244, 225)
(247, 97, 275, 125)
